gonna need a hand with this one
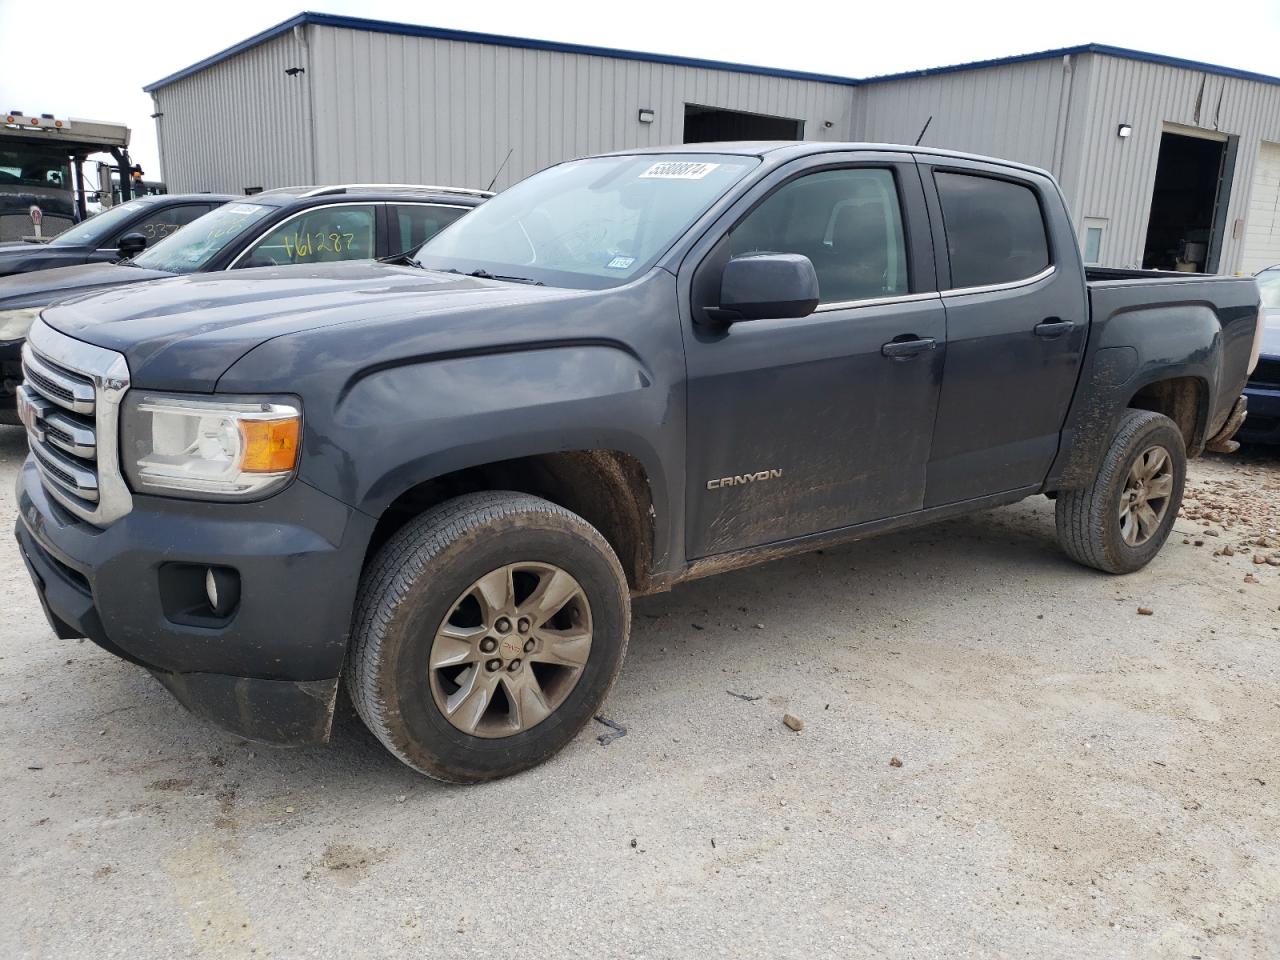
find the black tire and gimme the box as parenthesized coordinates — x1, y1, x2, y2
(345, 491, 630, 782)
(1055, 409, 1187, 574)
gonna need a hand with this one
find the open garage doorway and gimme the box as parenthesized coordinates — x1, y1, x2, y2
(683, 104, 803, 143)
(1142, 128, 1236, 273)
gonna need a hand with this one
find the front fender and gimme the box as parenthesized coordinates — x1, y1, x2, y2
(326, 341, 671, 518)
(215, 270, 688, 577)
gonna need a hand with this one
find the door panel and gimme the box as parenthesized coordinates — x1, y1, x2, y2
(920, 162, 1089, 506)
(685, 297, 945, 557)
(681, 156, 945, 558)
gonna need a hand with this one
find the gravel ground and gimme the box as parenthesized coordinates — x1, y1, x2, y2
(1, 422, 1277, 960)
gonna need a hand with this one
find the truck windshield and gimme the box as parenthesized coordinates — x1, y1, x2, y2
(47, 198, 153, 247)
(414, 153, 759, 288)
(133, 202, 274, 273)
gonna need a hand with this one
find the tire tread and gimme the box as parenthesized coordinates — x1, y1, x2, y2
(344, 491, 628, 782)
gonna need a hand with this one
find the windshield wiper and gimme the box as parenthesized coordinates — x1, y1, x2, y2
(378, 252, 423, 268)
(442, 267, 543, 285)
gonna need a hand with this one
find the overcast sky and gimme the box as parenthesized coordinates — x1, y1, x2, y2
(3, 0, 1279, 179)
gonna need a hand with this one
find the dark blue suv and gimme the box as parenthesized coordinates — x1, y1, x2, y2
(1240, 266, 1280, 445)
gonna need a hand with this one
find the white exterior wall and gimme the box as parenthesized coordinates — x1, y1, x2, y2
(1068, 53, 1280, 273)
(303, 25, 854, 191)
(150, 26, 1280, 275)
(855, 57, 1077, 183)
(152, 31, 312, 194)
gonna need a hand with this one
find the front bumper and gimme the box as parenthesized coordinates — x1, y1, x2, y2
(14, 458, 376, 744)
(1239, 381, 1280, 445)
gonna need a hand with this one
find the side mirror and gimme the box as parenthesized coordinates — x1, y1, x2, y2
(116, 232, 147, 258)
(705, 253, 820, 323)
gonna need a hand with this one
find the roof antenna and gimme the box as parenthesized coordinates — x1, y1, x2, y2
(914, 116, 933, 147)
(486, 148, 514, 192)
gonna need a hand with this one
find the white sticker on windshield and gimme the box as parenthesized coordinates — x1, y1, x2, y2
(639, 161, 721, 180)
(606, 256, 636, 269)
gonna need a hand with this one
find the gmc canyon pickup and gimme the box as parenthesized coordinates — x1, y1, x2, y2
(13, 143, 1264, 782)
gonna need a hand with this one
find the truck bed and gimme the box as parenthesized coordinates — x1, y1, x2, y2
(1084, 269, 1257, 445)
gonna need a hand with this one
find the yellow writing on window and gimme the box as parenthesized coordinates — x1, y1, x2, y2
(282, 231, 357, 259)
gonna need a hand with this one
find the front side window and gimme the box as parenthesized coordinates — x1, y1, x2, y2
(936, 172, 1050, 288)
(133, 202, 276, 274)
(238, 204, 376, 267)
(391, 203, 469, 255)
(726, 167, 907, 304)
(130, 204, 212, 244)
(415, 153, 759, 288)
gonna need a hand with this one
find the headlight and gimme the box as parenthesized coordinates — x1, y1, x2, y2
(0, 306, 42, 341)
(121, 392, 301, 499)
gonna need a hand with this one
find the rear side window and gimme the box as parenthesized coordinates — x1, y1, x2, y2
(935, 172, 1050, 288)
(392, 204, 468, 255)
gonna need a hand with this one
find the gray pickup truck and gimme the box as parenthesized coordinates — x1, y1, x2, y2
(13, 143, 1263, 782)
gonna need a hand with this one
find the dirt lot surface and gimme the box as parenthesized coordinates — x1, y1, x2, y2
(1, 423, 1277, 959)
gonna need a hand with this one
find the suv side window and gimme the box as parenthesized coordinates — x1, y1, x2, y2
(391, 203, 468, 255)
(935, 172, 1050, 288)
(122, 204, 212, 245)
(239, 203, 376, 267)
(726, 168, 908, 305)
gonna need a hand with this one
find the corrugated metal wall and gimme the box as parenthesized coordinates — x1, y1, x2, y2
(152, 26, 1280, 274)
(854, 58, 1072, 177)
(303, 25, 854, 190)
(1069, 53, 1280, 273)
(152, 31, 313, 194)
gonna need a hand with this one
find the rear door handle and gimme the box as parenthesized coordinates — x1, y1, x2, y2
(881, 336, 937, 359)
(1034, 318, 1074, 338)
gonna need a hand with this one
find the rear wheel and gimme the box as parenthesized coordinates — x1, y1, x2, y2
(1055, 409, 1187, 574)
(346, 492, 630, 782)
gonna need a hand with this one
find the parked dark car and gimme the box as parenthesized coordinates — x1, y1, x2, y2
(0, 194, 237, 277)
(13, 143, 1260, 783)
(0, 184, 489, 422)
(1238, 265, 1280, 444)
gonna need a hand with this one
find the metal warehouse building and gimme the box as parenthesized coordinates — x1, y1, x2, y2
(145, 12, 1280, 275)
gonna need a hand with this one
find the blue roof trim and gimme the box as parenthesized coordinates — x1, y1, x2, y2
(143, 10, 860, 92)
(860, 42, 1280, 87)
(144, 14, 1280, 94)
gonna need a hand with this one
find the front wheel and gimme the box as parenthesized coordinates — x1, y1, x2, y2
(1055, 409, 1187, 574)
(345, 492, 631, 782)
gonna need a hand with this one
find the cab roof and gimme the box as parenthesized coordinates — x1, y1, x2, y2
(594, 141, 1054, 181)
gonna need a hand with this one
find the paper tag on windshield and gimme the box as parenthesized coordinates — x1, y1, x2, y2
(639, 161, 720, 180)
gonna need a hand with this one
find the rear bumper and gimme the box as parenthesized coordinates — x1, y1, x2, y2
(1239, 382, 1280, 445)
(14, 457, 375, 744)
(1205, 394, 1249, 453)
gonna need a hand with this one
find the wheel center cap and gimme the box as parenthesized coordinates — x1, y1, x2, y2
(498, 635, 523, 659)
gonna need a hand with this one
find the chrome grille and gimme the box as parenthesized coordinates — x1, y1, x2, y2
(19, 319, 132, 525)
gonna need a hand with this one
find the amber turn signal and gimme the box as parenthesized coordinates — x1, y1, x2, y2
(239, 417, 301, 473)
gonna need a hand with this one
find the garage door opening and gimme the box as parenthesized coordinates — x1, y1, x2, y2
(1142, 130, 1236, 273)
(683, 104, 803, 144)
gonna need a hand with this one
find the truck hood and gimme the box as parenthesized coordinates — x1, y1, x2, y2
(0, 240, 91, 277)
(40, 260, 590, 391)
(0, 261, 173, 310)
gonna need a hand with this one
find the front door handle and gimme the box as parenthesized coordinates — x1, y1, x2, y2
(1034, 318, 1074, 338)
(881, 336, 937, 359)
